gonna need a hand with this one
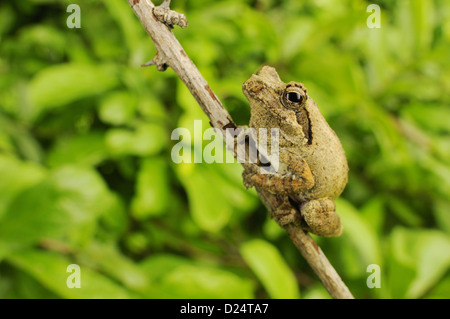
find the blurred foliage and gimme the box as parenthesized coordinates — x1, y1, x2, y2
(0, 0, 449, 299)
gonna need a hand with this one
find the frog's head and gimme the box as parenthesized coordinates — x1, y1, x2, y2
(242, 66, 282, 105)
(242, 66, 309, 132)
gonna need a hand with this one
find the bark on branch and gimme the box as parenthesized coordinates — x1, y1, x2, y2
(127, 0, 354, 299)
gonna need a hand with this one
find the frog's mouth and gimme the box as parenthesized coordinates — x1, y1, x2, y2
(243, 66, 282, 101)
(243, 74, 283, 106)
(242, 75, 266, 99)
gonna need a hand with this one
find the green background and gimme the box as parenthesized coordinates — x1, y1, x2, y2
(1, 0, 449, 299)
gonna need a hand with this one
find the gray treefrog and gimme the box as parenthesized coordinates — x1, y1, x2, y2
(242, 66, 349, 237)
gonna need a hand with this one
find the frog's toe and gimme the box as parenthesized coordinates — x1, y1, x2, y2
(270, 199, 302, 226)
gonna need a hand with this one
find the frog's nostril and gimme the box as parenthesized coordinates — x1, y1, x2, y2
(250, 84, 262, 93)
(243, 76, 265, 95)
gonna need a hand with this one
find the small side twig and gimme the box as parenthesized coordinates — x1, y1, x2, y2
(127, 0, 354, 299)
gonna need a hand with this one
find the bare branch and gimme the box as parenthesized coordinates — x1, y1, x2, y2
(127, 0, 354, 299)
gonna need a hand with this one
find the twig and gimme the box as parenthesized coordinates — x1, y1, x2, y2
(127, 0, 354, 299)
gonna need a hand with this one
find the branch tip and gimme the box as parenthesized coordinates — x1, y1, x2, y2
(141, 60, 156, 67)
(141, 54, 169, 71)
(153, 2, 188, 29)
(160, 0, 171, 9)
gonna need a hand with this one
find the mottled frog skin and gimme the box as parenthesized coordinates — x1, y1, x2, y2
(242, 66, 348, 237)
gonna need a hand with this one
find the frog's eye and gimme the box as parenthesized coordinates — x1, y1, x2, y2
(286, 92, 303, 103)
(281, 87, 307, 110)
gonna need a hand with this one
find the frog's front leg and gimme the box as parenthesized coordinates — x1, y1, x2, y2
(242, 151, 315, 227)
(243, 151, 315, 194)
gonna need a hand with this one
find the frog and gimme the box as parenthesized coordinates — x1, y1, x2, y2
(241, 66, 349, 237)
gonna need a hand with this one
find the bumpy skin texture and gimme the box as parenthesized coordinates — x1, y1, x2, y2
(242, 66, 349, 237)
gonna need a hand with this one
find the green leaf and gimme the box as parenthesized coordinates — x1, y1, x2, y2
(402, 103, 450, 134)
(0, 131, 14, 153)
(102, 0, 144, 55)
(81, 241, 149, 293)
(0, 113, 44, 162)
(410, 0, 435, 54)
(303, 284, 331, 300)
(387, 252, 416, 299)
(433, 200, 450, 234)
(0, 179, 70, 245)
(46, 132, 107, 167)
(50, 165, 122, 245)
(99, 91, 136, 125)
(136, 93, 166, 120)
(131, 157, 169, 219)
(280, 19, 313, 61)
(1, 269, 59, 298)
(139, 254, 187, 284)
(389, 227, 450, 298)
(0, 4, 15, 37)
(98, 192, 128, 236)
(139, 254, 254, 298)
(360, 197, 385, 235)
(28, 63, 119, 121)
(105, 123, 167, 156)
(0, 155, 46, 220)
(160, 264, 254, 299)
(176, 163, 233, 232)
(387, 197, 424, 227)
(7, 249, 134, 298)
(394, 1, 415, 63)
(262, 217, 285, 240)
(363, 24, 397, 92)
(0, 165, 120, 246)
(336, 199, 382, 270)
(426, 276, 450, 299)
(213, 161, 259, 217)
(240, 239, 300, 299)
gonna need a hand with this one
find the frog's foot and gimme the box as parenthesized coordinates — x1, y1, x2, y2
(300, 199, 343, 237)
(249, 172, 313, 194)
(242, 163, 259, 189)
(270, 197, 301, 226)
(242, 158, 314, 194)
(243, 169, 314, 194)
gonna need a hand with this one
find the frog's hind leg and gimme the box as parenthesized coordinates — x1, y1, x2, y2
(300, 199, 343, 237)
